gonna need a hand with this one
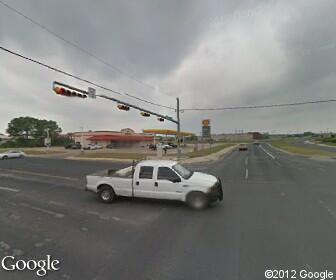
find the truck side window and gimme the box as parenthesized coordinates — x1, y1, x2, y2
(157, 167, 179, 181)
(139, 166, 154, 179)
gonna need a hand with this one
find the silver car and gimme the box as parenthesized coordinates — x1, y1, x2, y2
(0, 150, 26, 160)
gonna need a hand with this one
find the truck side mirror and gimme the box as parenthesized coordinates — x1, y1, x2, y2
(172, 178, 181, 183)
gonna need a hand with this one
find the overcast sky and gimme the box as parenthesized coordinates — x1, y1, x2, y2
(1, 0, 336, 135)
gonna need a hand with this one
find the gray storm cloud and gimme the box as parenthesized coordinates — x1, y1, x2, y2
(0, 0, 335, 134)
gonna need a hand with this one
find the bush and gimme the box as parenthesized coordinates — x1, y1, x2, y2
(0, 138, 41, 148)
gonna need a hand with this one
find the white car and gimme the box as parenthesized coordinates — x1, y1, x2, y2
(86, 160, 223, 210)
(157, 143, 171, 150)
(84, 144, 103, 150)
(0, 150, 26, 160)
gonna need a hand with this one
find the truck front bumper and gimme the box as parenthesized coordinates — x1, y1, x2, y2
(208, 177, 223, 202)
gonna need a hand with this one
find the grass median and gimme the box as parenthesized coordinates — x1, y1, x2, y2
(75, 152, 147, 160)
(0, 148, 64, 155)
(269, 140, 336, 157)
(186, 143, 234, 158)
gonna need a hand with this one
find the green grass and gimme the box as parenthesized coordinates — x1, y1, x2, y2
(76, 152, 147, 160)
(187, 143, 234, 158)
(269, 140, 336, 157)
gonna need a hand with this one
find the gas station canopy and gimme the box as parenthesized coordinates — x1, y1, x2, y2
(143, 129, 194, 137)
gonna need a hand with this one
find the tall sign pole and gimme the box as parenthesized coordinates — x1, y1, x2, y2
(177, 97, 181, 159)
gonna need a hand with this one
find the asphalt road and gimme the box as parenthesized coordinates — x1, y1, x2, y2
(0, 145, 336, 280)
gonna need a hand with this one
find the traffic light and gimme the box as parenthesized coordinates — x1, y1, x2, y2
(140, 112, 150, 117)
(117, 104, 130, 111)
(157, 117, 164, 122)
(53, 87, 87, 98)
(54, 87, 65, 95)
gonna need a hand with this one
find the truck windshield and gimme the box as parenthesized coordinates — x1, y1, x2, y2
(173, 164, 193, 179)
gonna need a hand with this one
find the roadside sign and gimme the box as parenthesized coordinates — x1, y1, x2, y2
(88, 87, 96, 99)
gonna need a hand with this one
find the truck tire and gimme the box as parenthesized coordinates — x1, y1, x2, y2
(98, 185, 116, 203)
(186, 191, 209, 210)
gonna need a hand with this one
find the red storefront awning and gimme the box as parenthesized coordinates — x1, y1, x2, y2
(87, 135, 153, 142)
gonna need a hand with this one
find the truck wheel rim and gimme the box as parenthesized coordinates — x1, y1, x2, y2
(193, 197, 204, 208)
(101, 191, 111, 201)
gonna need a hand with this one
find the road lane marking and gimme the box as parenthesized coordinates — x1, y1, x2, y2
(245, 168, 249, 180)
(0, 186, 20, 192)
(318, 200, 336, 219)
(259, 145, 276, 159)
(19, 203, 64, 218)
(0, 168, 80, 181)
(245, 157, 248, 166)
(274, 161, 281, 166)
(48, 201, 65, 207)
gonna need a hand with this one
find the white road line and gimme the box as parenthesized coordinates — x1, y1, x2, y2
(0, 186, 20, 192)
(318, 200, 336, 219)
(245, 168, 249, 180)
(19, 203, 64, 218)
(245, 157, 249, 166)
(259, 145, 276, 159)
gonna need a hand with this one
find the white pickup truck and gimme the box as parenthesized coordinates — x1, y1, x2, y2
(86, 160, 223, 209)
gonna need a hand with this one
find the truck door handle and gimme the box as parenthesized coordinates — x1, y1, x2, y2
(136, 181, 139, 186)
(154, 182, 158, 187)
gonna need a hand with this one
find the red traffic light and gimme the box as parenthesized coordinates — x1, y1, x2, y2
(117, 104, 130, 111)
(54, 87, 65, 95)
(157, 117, 164, 122)
(140, 112, 150, 117)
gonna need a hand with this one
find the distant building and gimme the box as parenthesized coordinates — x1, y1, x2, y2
(0, 133, 11, 145)
(71, 129, 154, 148)
(212, 132, 262, 141)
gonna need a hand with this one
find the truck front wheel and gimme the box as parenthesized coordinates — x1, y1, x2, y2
(186, 192, 209, 210)
(98, 185, 116, 203)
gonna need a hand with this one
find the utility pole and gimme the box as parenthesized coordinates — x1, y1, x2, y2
(45, 128, 50, 149)
(80, 126, 84, 155)
(177, 97, 181, 159)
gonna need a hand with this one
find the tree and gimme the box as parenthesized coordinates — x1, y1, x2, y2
(7, 117, 38, 139)
(6, 117, 62, 146)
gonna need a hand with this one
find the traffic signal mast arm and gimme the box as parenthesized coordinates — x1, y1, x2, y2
(52, 81, 178, 124)
(52, 81, 181, 157)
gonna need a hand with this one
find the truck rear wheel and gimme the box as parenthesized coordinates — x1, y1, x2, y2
(98, 185, 116, 203)
(186, 192, 209, 210)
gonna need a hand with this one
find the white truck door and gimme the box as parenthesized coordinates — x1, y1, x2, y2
(134, 166, 156, 198)
(154, 167, 184, 200)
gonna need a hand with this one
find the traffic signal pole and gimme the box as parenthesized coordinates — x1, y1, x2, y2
(176, 98, 181, 159)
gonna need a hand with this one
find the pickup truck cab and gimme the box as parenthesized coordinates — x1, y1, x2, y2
(86, 160, 223, 209)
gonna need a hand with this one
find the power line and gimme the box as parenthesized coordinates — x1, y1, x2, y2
(0, 0, 157, 91)
(0, 45, 175, 110)
(181, 99, 336, 111)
